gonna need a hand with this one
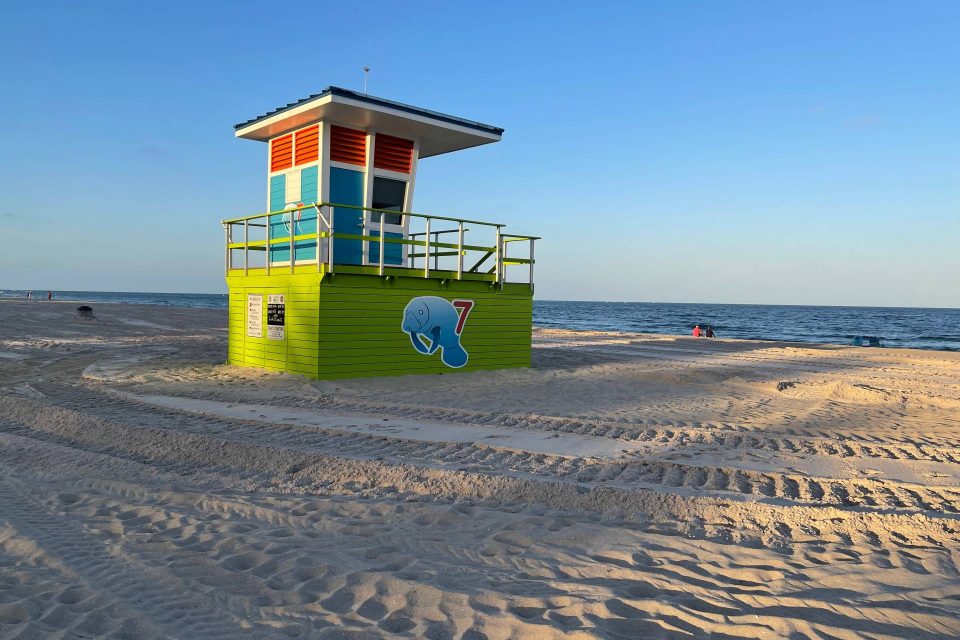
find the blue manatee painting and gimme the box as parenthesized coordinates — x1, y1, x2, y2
(401, 296, 470, 368)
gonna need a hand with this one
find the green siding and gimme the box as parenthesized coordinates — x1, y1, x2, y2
(226, 268, 532, 379)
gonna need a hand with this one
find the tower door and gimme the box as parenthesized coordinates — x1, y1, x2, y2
(366, 176, 406, 267)
(329, 167, 365, 265)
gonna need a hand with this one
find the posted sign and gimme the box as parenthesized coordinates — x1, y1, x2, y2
(267, 294, 285, 340)
(246, 295, 262, 338)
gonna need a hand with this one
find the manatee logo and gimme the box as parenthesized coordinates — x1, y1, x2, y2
(401, 297, 474, 368)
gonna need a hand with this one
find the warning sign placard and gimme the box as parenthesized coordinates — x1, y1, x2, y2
(246, 295, 262, 338)
(267, 294, 285, 340)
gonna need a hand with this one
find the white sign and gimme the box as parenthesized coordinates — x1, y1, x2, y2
(246, 294, 262, 338)
(267, 294, 285, 340)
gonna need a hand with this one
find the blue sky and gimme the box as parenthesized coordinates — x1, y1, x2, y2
(1, 1, 957, 307)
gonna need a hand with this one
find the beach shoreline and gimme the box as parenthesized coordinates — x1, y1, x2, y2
(1, 298, 959, 638)
(5, 295, 959, 352)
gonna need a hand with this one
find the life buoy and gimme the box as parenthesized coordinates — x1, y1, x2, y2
(283, 203, 303, 234)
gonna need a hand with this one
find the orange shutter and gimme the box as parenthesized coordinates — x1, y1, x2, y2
(330, 126, 367, 166)
(294, 125, 319, 166)
(374, 134, 414, 173)
(270, 134, 293, 172)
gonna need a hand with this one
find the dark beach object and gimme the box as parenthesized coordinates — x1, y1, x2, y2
(777, 381, 799, 392)
(76, 305, 94, 320)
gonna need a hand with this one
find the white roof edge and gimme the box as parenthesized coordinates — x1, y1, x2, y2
(235, 93, 502, 143)
(331, 95, 502, 141)
(234, 94, 334, 139)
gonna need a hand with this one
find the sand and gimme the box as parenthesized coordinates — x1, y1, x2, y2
(1, 299, 959, 639)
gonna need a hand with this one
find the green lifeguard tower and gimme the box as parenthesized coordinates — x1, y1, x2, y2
(223, 87, 538, 379)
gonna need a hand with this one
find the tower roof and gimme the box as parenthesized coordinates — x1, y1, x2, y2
(234, 86, 503, 158)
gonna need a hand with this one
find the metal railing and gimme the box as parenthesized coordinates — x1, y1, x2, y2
(222, 202, 538, 289)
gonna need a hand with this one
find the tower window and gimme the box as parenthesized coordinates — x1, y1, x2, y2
(371, 177, 406, 225)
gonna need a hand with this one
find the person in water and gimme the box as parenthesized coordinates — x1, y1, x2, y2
(692, 324, 702, 337)
(705, 326, 715, 338)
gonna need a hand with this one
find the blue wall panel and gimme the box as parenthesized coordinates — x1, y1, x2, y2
(269, 174, 288, 263)
(367, 231, 403, 265)
(294, 166, 319, 261)
(300, 165, 318, 203)
(269, 174, 286, 211)
(329, 167, 365, 265)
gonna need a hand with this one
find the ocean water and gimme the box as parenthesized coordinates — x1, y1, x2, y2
(533, 301, 960, 352)
(1, 290, 229, 309)
(3, 289, 958, 352)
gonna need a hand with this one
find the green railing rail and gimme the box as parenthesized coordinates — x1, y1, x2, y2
(222, 202, 538, 290)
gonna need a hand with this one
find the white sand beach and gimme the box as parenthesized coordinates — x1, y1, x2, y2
(1, 298, 959, 639)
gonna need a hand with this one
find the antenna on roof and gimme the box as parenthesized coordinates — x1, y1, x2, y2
(363, 67, 370, 95)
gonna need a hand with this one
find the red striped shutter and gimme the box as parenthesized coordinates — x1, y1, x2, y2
(330, 126, 367, 166)
(294, 125, 319, 166)
(270, 134, 293, 172)
(374, 134, 414, 173)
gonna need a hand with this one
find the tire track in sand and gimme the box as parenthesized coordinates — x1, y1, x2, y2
(0, 474, 277, 640)
(11, 387, 960, 521)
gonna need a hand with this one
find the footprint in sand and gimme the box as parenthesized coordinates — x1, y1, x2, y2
(0, 604, 29, 625)
(357, 597, 388, 620)
(320, 587, 355, 613)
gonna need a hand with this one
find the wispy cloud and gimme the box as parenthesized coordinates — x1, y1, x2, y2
(138, 144, 174, 160)
(844, 115, 882, 129)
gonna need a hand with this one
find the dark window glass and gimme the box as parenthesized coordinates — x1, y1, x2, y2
(372, 177, 406, 225)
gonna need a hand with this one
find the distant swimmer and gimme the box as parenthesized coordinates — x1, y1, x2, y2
(705, 326, 715, 338)
(47, 290, 52, 301)
(692, 324, 702, 337)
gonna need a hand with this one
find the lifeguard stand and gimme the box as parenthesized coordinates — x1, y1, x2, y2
(223, 87, 538, 379)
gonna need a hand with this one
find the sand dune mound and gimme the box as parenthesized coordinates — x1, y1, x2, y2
(773, 379, 900, 404)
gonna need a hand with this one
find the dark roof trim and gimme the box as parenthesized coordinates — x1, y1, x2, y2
(234, 86, 504, 135)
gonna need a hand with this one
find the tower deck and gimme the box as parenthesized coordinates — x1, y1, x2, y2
(223, 202, 538, 379)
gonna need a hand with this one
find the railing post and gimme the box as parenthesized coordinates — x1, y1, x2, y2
(424, 218, 431, 279)
(529, 238, 535, 292)
(316, 206, 322, 273)
(223, 223, 229, 275)
(494, 226, 501, 286)
(290, 209, 295, 274)
(500, 235, 509, 289)
(328, 207, 335, 274)
(378, 215, 385, 277)
(244, 220, 249, 275)
(457, 221, 464, 280)
(265, 214, 271, 275)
